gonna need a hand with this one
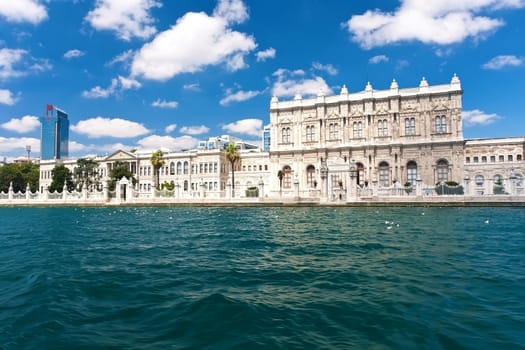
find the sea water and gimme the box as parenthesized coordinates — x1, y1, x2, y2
(0, 206, 524, 349)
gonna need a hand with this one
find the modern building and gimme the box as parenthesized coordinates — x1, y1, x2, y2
(262, 124, 271, 152)
(40, 104, 69, 160)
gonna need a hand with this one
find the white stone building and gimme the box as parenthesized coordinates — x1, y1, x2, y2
(33, 75, 524, 204)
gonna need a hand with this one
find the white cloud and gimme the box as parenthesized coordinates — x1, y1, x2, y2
(179, 125, 210, 135)
(256, 47, 276, 62)
(271, 68, 332, 98)
(222, 118, 262, 137)
(0, 0, 47, 24)
(0, 89, 19, 105)
(462, 109, 501, 127)
(130, 1, 256, 81)
(152, 99, 178, 108)
(1, 115, 39, 133)
(0, 48, 26, 79)
(344, 0, 525, 49)
(136, 135, 199, 151)
(220, 89, 260, 106)
(369, 55, 389, 64)
(85, 0, 161, 41)
(183, 83, 201, 91)
(482, 55, 524, 69)
(71, 117, 150, 138)
(68, 141, 88, 153)
(64, 49, 85, 59)
(213, 0, 249, 24)
(164, 124, 177, 133)
(0, 48, 52, 79)
(107, 49, 135, 67)
(82, 76, 141, 98)
(0, 137, 40, 154)
(312, 62, 338, 75)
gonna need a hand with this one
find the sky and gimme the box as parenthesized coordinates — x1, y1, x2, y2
(1, 0, 524, 160)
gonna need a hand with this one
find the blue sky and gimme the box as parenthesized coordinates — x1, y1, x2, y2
(1, 0, 524, 160)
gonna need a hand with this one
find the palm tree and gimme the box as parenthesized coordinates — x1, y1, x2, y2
(225, 143, 240, 197)
(277, 170, 284, 197)
(150, 150, 165, 189)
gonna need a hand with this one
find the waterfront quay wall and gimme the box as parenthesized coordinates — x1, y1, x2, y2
(1, 189, 525, 207)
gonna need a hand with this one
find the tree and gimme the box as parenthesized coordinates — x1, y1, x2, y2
(225, 143, 240, 197)
(49, 165, 75, 193)
(74, 158, 100, 191)
(0, 162, 40, 193)
(277, 170, 284, 197)
(108, 161, 136, 191)
(150, 150, 165, 189)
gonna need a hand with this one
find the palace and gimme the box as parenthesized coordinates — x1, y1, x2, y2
(34, 75, 524, 204)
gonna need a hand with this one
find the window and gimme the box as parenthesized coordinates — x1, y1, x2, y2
(407, 161, 417, 185)
(518, 154, 522, 161)
(405, 118, 415, 135)
(499, 155, 504, 162)
(184, 161, 189, 174)
(283, 166, 292, 189)
(490, 156, 496, 163)
(282, 127, 291, 143)
(475, 175, 484, 186)
(436, 159, 449, 182)
(305, 125, 315, 142)
(328, 123, 339, 140)
(508, 155, 513, 162)
(435, 115, 447, 134)
(378, 119, 388, 137)
(516, 174, 523, 187)
(466, 157, 470, 163)
(169, 162, 175, 175)
(353, 122, 363, 138)
(378, 161, 390, 187)
(482, 156, 487, 163)
(474, 157, 479, 163)
(306, 165, 316, 188)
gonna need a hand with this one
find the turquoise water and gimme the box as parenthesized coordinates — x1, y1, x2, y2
(0, 206, 524, 349)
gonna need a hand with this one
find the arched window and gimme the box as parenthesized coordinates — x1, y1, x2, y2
(405, 117, 415, 135)
(435, 115, 447, 134)
(175, 162, 181, 175)
(183, 161, 189, 174)
(494, 174, 503, 185)
(436, 159, 449, 182)
(283, 165, 292, 189)
(328, 123, 339, 140)
(407, 161, 417, 185)
(306, 125, 315, 142)
(169, 162, 175, 175)
(378, 119, 388, 136)
(306, 165, 316, 188)
(475, 175, 484, 187)
(353, 121, 363, 138)
(282, 127, 291, 143)
(378, 161, 390, 187)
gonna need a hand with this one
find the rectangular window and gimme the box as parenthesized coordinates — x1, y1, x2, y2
(353, 122, 363, 138)
(508, 155, 513, 162)
(499, 155, 504, 162)
(466, 157, 470, 163)
(474, 157, 479, 163)
(482, 156, 487, 163)
(490, 156, 496, 163)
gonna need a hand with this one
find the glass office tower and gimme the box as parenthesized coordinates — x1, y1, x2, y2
(40, 104, 69, 160)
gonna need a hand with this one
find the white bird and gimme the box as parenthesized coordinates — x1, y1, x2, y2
(485, 220, 489, 224)
(387, 226, 392, 230)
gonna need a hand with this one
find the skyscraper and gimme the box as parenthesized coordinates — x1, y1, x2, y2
(40, 104, 69, 160)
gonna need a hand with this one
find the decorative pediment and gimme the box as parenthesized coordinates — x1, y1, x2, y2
(327, 156, 349, 172)
(303, 111, 316, 120)
(280, 117, 292, 124)
(105, 150, 137, 161)
(326, 112, 340, 120)
(431, 103, 448, 112)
